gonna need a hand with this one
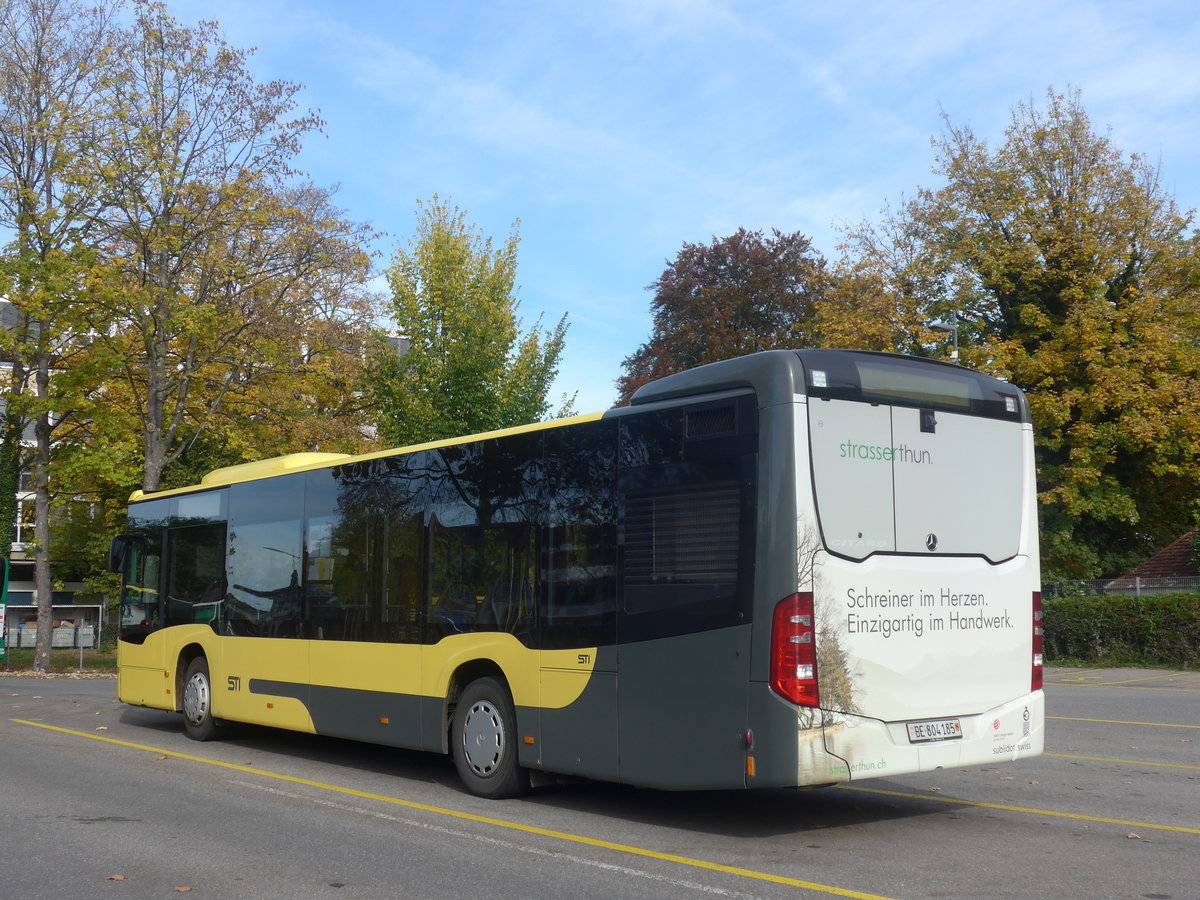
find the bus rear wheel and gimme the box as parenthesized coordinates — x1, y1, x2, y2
(451, 677, 529, 799)
(181, 657, 224, 742)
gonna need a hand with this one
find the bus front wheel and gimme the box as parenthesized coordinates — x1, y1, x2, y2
(181, 657, 224, 741)
(451, 677, 529, 799)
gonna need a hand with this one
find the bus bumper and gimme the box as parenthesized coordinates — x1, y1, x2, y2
(816, 690, 1045, 783)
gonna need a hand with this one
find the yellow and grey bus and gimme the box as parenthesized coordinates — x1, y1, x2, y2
(111, 349, 1044, 798)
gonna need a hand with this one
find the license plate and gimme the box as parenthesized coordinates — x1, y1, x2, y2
(906, 717, 963, 743)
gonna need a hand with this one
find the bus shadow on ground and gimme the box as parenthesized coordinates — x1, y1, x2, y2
(117, 707, 943, 839)
(117, 705, 458, 785)
(524, 778, 942, 839)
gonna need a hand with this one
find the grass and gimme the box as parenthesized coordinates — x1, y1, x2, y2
(1, 647, 117, 674)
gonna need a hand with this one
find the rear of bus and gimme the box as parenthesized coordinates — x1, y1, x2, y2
(777, 350, 1043, 785)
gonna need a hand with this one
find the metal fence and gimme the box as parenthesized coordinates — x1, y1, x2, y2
(1044, 576, 1200, 598)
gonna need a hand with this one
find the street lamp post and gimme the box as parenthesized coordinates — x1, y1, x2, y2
(930, 311, 959, 361)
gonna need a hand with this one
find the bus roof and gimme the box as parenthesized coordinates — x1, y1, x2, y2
(630, 349, 1029, 423)
(129, 410, 606, 503)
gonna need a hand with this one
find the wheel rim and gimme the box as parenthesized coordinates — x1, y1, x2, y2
(183, 670, 210, 728)
(460, 699, 505, 777)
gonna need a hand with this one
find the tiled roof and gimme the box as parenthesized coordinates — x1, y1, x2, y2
(1120, 530, 1199, 579)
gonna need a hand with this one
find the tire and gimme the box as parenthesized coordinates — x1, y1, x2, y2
(451, 677, 530, 799)
(181, 656, 224, 742)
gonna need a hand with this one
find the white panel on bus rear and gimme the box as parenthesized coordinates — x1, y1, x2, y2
(807, 398, 895, 557)
(813, 551, 1036, 722)
(890, 407, 1023, 561)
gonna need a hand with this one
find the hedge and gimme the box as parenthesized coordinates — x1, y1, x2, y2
(1043, 592, 1200, 668)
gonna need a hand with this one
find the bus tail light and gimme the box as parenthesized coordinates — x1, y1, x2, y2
(1031, 591, 1044, 691)
(771, 593, 819, 707)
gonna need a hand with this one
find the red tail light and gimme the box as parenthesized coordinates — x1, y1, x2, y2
(1031, 591, 1044, 691)
(771, 593, 819, 707)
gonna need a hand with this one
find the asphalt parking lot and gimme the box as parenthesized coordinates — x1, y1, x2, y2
(2, 666, 1196, 899)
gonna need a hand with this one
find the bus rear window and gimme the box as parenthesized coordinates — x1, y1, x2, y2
(798, 350, 1025, 422)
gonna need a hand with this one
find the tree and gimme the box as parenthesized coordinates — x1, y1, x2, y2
(0, 0, 118, 671)
(616, 228, 828, 403)
(369, 196, 571, 447)
(838, 89, 1200, 577)
(86, 1, 376, 493)
(815, 209, 954, 355)
(0, 0, 379, 626)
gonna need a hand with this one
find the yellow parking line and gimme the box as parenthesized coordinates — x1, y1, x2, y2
(1045, 752, 1200, 772)
(12, 719, 893, 900)
(1089, 672, 1191, 686)
(838, 785, 1200, 835)
(1047, 679, 1200, 693)
(1045, 669, 1107, 682)
(1048, 715, 1200, 730)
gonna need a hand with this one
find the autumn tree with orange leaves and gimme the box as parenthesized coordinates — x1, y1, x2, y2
(835, 89, 1200, 577)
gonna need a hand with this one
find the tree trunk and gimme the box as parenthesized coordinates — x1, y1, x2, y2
(32, 399, 53, 673)
(142, 421, 166, 494)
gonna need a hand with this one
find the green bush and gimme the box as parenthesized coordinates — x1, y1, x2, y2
(1044, 592, 1200, 668)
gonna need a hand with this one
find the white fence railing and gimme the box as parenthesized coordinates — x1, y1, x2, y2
(1045, 576, 1200, 598)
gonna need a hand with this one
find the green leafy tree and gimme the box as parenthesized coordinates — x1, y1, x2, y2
(0, 0, 118, 671)
(54, 179, 380, 589)
(370, 196, 571, 447)
(838, 89, 1200, 577)
(86, 1, 376, 494)
(0, 0, 379, 613)
(617, 228, 828, 403)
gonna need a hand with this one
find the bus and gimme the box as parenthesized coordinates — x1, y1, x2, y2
(110, 349, 1044, 798)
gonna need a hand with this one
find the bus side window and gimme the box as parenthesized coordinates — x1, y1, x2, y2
(307, 467, 369, 642)
(227, 475, 305, 639)
(543, 420, 618, 650)
(427, 519, 539, 640)
(622, 483, 741, 616)
(164, 523, 227, 630)
(425, 436, 542, 644)
(119, 540, 163, 644)
(119, 499, 170, 644)
(617, 403, 756, 642)
(383, 512, 424, 642)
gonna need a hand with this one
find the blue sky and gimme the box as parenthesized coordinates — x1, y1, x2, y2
(167, 0, 1200, 414)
